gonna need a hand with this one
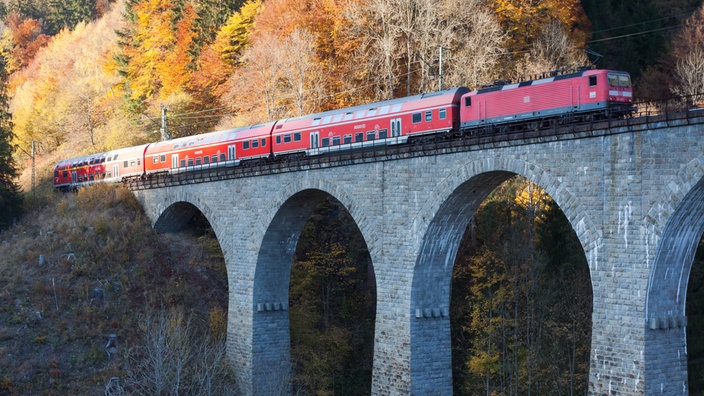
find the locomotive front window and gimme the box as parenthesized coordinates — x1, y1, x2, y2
(608, 73, 619, 87)
(619, 75, 631, 87)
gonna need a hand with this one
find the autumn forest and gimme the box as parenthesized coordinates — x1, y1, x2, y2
(1, 0, 704, 394)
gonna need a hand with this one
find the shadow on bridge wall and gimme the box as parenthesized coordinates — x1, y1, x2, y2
(646, 170, 704, 394)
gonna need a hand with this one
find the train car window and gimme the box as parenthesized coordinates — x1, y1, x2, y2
(333, 136, 341, 145)
(204, 156, 210, 165)
(379, 105, 390, 114)
(90, 174, 95, 181)
(261, 138, 267, 146)
(196, 157, 202, 166)
(425, 111, 432, 121)
(153, 156, 159, 164)
(180, 159, 186, 167)
(344, 135, 352, 144)
(294, 132, 302, 141)
(355, 110, 365, 118)
(312, 117, 321, 126)
(379, 129, 388, 139)
(188, 141, 194, 146)
(322, 138, 330, 147)
(220, 154, 226, 162)
(367, 131, 375, 141)
(344, 112, 354, 120)
(62, 171, 68, 178)
(323, 115, 332, 124)
(589, 75, 597, 86)
(412, 113, 422, 123)
(355, 132, 364, 142)
(188, 158, 194, 167)
(130, 160, 136, 167)
(439, 108, 447, 119)
(252, 139, 259, 148)
(284, 134, 292, 143)
(465, 97, 472, 106)
(123, 161, 128, 168)
(113, 154, 119, 160)
(212, 155, 218, 163)
(243, 141, 250, 150)
(137, 159, 141, 165)
(276, 135, 281, 144)
(160, 155, 166, 162)
(333, 114, 343, 122)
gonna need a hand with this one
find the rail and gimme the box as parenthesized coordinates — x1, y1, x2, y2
(125, 98, 704, 191)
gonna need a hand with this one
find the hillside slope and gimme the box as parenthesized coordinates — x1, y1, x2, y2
(0, 184, 229, 394)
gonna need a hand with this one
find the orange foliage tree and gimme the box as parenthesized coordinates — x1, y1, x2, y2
(115, 0, 197, 113)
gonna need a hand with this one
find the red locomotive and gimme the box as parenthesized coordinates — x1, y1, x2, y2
(54, 68, 633, 190)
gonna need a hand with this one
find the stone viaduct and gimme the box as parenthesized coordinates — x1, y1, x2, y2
(130, 113, 704, 395)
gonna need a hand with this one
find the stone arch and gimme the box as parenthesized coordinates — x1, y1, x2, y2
(409, 157, 598, 394)
(250, 187, 375, 394)
(645, 159, 704, 394)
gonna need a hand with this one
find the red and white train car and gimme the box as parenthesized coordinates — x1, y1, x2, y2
(54, 144, 147, 190)
(460, 69, 633, 129)
(272, 87, 469, 156)
(144, 122, 276, 175)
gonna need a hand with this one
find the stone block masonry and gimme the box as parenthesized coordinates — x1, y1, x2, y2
(133, 121, 704, 395)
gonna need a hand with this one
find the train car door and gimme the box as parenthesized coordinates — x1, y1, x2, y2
(228, 145, 236, 161)
(391, 118, 401, 137)
(113, 164, 119, 179)
(172, 154, 178, 169)
(310, 132, 319, 149)
(71, 171, 77, 184)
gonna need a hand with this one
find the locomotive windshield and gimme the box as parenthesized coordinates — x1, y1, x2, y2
(608, 73, 631, 87)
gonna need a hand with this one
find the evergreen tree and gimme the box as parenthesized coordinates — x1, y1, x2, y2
(45, 0, 95, 35)
(0, 54, 22, 230)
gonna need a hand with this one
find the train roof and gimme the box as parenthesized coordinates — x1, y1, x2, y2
(473, 68, 630, 95)
(276, 87, 470, 127)
(148, 122, 277, 153)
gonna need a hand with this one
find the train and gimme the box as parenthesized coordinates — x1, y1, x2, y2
(53, 68, 634, 190)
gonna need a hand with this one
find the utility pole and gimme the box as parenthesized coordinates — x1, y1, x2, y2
(160, 105, 171, 141)
(438, 47, 450, 91)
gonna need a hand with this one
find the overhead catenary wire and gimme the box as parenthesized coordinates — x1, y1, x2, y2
(155, 7, 700, 133)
